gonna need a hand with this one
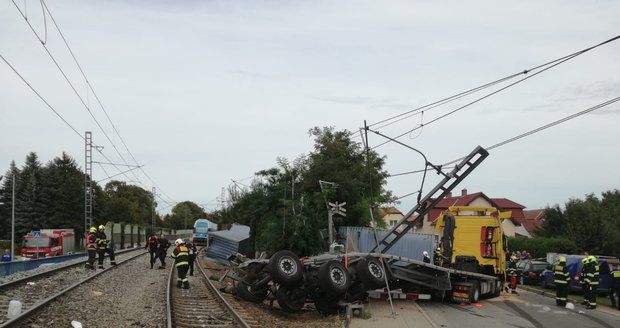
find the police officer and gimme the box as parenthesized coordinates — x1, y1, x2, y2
(584, 255, 599, 309)
(85, 227, 98, 270)
(185, 237, 197, 276)
(507, 255, 518, 294)
(96, 224, 116, 269)
(144, 233, 158, 269)
(171, 239, 190, 289)
(554, 256, 570, 306)
(610, 266, 620, 310)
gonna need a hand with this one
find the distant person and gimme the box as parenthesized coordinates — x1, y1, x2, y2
(584, 256, 599, 309)
(145, 233, 158, 269)
(185, 237, 197, 276)
(507, 255, 518, 294)
(553, 256, 570, 306)
(1, 249, 11, 262)
(422, 251, 431, 264)
(172, 239, 190, 289)
(85, 227, 98, 269)
(156, 234, 170, 269)
(610, 266, 620, 310)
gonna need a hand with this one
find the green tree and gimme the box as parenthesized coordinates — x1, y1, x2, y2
(166, 201, 206, 230)
(0, 161, 20, 240)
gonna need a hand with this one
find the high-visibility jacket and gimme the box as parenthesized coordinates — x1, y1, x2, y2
(554, 263, 570, 284)
(95, 231, 109, 250)
(86, 233, 98, 250)
(612, 270, 620, 287)
(508, 261, 517, 275)
(586, 263, 600, 286)
(171, 245, 189, 267)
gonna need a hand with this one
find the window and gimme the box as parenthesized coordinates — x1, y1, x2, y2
(390, 220, 397, 227)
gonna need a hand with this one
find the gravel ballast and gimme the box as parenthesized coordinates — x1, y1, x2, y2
(22, 251, 168, 328)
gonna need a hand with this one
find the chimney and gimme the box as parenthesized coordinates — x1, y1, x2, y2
(461, 188, 467, 196)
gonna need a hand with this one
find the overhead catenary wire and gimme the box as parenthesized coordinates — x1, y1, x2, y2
(369, 35, 620, 149)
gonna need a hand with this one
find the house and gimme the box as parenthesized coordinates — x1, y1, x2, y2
(416, 189, 529, 238)
(375, 207, 404, 228)
(521, 209, 546, 236)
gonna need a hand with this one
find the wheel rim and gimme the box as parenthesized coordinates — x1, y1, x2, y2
(368, 261, 384, 280)
(330, 267, 346, 287)
(279, 256, 297, 275)
(474, 288, 479, 301)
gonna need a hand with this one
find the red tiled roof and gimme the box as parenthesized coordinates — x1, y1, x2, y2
(430, 192, 487, 208)
(523, 209, 545, 221)
(521, 220, 544, 236)
(377, 206, 403, 218)
(490, 198, 525, 209)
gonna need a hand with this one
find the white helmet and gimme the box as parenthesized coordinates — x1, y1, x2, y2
(423, 251, 429, 257)
(175, 238, 183, 246)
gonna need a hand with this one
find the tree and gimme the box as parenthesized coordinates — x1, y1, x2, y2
(166, 201, 206, 230)
(0, 161, 20, 240)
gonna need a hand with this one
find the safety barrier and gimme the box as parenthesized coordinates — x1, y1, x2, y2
(0, 252, 86, 276)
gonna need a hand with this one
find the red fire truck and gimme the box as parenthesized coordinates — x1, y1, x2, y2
(20, 229, 76, 258)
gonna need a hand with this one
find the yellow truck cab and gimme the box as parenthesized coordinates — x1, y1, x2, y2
(434, 206, 509, 282)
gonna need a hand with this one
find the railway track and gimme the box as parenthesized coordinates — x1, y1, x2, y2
(0, 248, 146, 327)
(167, 250, 253, 328)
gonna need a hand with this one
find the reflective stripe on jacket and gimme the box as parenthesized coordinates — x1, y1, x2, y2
(86, 233, 98, 250)
(172, 245, 189, 267)
(554, 264, 570, 284)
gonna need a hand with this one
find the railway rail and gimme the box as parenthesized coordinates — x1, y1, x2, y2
(0, 248, 146, 327)
(167, 249, 252, 328)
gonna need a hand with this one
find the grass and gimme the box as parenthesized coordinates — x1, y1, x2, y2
(523, 284, 614, 308)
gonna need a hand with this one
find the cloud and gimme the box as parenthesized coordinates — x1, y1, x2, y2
(314, 95, 411, 110)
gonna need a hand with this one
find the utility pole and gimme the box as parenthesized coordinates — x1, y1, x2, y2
(84, 131, 93, 239)
(151, 187, 156, 233)
(11, 173, 15, 262)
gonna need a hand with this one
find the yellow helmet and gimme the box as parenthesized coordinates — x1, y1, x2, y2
(588, 255, 596, 264)
(510, 255, 517, 261)
(98, 225, 105, 231)
(582, 257, 588, 264)
(558, 256, 566, 263)
(89, 227, 97, 233)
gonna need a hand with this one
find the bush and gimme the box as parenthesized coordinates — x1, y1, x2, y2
(507, 237, 579, 258)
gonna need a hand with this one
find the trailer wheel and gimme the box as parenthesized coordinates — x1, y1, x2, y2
(356, 257, 385, 290)
(491, 280, 501, 297)
(276, 286, 306, 312)
(268, 250, 302, 286)
(313, 292, 340, 315)
(470, 281, 480, 303)
(318, 260, 350, 295)
(236, 281, 268, 303)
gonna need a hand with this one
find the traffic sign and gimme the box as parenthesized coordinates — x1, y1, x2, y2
(33, 230, 41, 238)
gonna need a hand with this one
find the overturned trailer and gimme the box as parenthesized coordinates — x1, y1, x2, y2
(224, 146, 504, 313)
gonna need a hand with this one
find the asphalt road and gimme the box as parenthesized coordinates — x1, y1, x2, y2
(418, 289, 620, 328)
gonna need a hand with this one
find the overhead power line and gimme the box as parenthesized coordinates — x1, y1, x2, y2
(368, 35, 620, 148)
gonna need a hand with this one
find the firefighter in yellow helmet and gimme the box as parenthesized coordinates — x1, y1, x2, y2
(508, 255, 518, 294)
(96, 224, 116, 269)
(171, 239, 190, 289)
(85, 227, 98, 270)
(610, 265, 620, 310)
(584, 255, 599, 309)
(553, 256, 570, 306)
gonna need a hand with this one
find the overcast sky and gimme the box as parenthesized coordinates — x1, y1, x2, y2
(1, 0, 619, 214)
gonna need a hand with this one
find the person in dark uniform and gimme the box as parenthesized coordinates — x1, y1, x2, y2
(507, 255, 518, 294)
(156, 234, 170, 269)
(96, 224, 116, 269)
(584, 255, 599, 309)
(422, 251, 431, 264)
(85, 227, 98, 270)
(553, 256, 570, 306)
(610, 266, 620, 310)
(185, 237, 198, 276)
(580, 256, 589, 305)
(171, 239, 190, 289)
(144, 233, 158, 269)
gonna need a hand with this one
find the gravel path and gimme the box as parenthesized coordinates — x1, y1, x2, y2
(22, 251, 168, 328)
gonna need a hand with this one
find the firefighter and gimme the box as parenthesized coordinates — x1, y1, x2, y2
(96, 224, 116, 269)
(507, 255, 518, 294)
(580, 256, 589, 305)
(422, 251, 431, 264)
(171, 239, 190, 289)
(610, 266, 620, 310)
(85, 227, 98, 270)
(185, 237, 197, 276)
(584, 255, 599, 309)
(156, 234, 170, 269)
(144, 233, 158, 269)
(553, 256, 570, 306)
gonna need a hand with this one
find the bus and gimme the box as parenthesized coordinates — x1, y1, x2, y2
(193, 219, 217, 246)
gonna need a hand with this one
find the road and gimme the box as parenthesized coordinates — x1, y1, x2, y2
(418, 289, 619, 328)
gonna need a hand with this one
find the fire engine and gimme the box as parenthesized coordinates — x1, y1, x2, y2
(20, 229, 76, 258)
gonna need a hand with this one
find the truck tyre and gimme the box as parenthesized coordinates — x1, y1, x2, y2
(356, 257, 385, 290)
(236, 281, 268, 303)
(470, 281, 481, 303)
(276, 286, 306, 312)
(268, 250, 302, 287)
(318, 260, 350, 295)
(491, 280, 501, 297)
(313, 292, 340, 315)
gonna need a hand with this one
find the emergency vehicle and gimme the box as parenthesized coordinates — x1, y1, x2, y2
(20, 229, 76, 258)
